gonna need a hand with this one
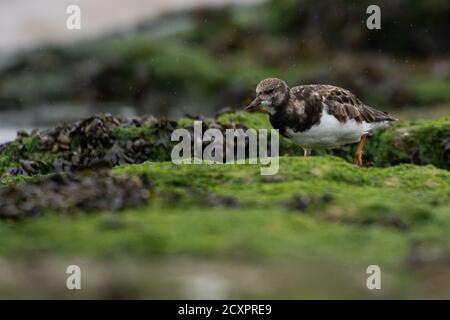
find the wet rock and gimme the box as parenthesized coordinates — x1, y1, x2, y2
(38, 113, 119, 152)
(0, 142, 10, 153)
(286, 195, 310, 212)
(0, 172, 152, 220)
(3, 160, 48, 177)
(4, 166, 29, 177)
(1, 114, 180, 177)
(16, 131, 30, 139)
(104, 143, 134, 166)
(380, 213, 410, 230)
(206, 194, 240, 208)
(403, 240, 450, 269)
(286, 194, 334, 213)
(1, 112, 270, 177)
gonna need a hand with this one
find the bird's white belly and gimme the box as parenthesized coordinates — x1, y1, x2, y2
(286, 108, 387, 149)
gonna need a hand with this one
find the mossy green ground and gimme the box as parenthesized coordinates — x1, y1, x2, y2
(0, 113, 448, 298)
(0, 156, 449, 298)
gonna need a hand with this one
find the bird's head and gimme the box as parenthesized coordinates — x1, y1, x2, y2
(245, 78, 289, 114)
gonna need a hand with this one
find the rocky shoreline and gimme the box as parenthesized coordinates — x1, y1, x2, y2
(1, 112, 448, 180)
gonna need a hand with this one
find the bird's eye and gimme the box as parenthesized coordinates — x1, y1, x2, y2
(265, 89, 274, 94)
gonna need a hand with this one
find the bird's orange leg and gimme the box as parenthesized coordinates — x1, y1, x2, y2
(355, 134, 368, 167)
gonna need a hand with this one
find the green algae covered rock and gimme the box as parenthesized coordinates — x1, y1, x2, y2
(366, 117, 450, 169)
(1, 113, 449, 179)
(0, 156, 449, 298)
(1, 155, 449, 259)
(216, 112, 450, 170)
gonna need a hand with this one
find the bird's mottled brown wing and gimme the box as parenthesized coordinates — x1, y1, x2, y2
(291, 85, 396, 123)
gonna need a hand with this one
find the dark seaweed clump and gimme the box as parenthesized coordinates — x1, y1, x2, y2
(0, 172, 152, 219)
(2, 114, 178, 177)
(1, 112, 450, 178)
(1, 111, 272, 177)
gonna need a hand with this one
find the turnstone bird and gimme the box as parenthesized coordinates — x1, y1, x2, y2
(245, 78, 397, 166)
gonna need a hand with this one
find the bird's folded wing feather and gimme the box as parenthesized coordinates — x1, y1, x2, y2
(291, 85, 396, 123)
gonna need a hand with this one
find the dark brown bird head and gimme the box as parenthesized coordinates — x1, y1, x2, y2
(245, 78, 289, 114)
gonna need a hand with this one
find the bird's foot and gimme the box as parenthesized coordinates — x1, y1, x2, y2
(354, 152, 363, 167)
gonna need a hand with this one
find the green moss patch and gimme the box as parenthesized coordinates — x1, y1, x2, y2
(0, 156, 449, 298)
(0, 157, 448, 258)
(365, 117, 450, 169)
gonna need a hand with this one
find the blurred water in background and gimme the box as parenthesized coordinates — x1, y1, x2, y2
(0, 0, 262, 143)
(0, 104, 138, 143)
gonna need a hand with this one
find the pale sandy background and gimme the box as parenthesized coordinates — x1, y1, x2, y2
(0, 0, 261, 53)
(0, 0, 261, 143)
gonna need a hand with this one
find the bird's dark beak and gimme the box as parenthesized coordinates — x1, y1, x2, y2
(245, 97, 262, 112)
